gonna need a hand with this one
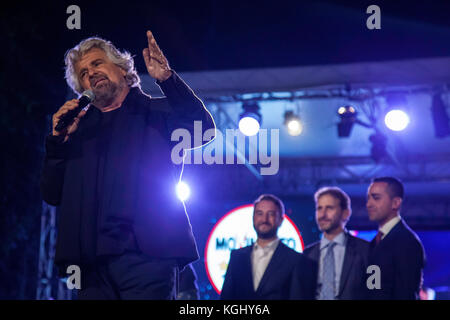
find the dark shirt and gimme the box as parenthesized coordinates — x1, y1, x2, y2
(79, 107, 139, 264)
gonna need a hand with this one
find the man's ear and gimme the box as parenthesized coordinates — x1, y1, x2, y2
(392, 197, 402, 211)
(342, 209, 351, 224)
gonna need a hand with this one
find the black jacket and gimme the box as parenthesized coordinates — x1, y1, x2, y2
(303, 232, 370, 300)
(368, 219, 425, 300)
(220, 242, 316, 300)
(40, 72, 215, 272)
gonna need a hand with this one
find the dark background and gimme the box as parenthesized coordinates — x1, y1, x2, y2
(1, 0, 450, 299)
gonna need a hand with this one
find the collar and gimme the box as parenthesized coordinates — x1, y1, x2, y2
(379, 215, 401, 239)
(254, 238, 280, 251)
(87, 86, 142, 117)
(320, 230, 347, 250)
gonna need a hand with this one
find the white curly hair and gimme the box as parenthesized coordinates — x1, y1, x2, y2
(64, 37, 141, 94)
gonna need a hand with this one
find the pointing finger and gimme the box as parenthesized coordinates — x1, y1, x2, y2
(147, 30, 156, 49)
(147, 30, 163, 54)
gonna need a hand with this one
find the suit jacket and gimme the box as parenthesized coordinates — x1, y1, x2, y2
(220, 241, 315, 300)
(368, 219, 425, 300)
(304, 232, 370, 300)
(40, 72, 215, 272)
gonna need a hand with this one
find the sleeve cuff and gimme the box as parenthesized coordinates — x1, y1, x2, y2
(156, 70, 178, 90)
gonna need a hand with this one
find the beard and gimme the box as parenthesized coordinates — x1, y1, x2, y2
(318, 218, 340, 233)
(255, 223, 278, 239)
(92, 77, 126, 108)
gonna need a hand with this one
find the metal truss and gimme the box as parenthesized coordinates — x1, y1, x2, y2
(202, 92, 450, 194)
(36, 202, 73, 300)
(276, 154, 450, 189)
(187, 153, 450, 196)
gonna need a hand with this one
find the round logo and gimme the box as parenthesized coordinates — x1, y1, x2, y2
(204, 204, 304, 294)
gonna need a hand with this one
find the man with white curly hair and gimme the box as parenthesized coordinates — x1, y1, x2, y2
(40, 31, 215, 299)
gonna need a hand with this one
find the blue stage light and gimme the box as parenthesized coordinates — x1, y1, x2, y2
(239, 101, 261, 136)
(385, 94, 410, 131)
(238, 116, 260, 136)
(337, 105, 357, 137)
(384, 109, 410, 131)
(284, 111, 303, 136)
(176, 181, 191, 201)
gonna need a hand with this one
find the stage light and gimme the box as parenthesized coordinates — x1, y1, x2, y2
(284, 111, 303, 136)
(239, 101, 261, 136)
(176, 181, 190, 202)
(431, 93, 450, 138)
(384, 109, 410, 131)
(385, 94, 409, 131)
(337, 105, 357, 137)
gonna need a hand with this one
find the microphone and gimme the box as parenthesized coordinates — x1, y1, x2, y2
(55, 90, 95, 132)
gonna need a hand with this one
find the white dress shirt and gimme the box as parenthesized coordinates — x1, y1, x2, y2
(379, 215, 401, 240)
(251, 238, 280, 291)
(317, 231, 347, 298)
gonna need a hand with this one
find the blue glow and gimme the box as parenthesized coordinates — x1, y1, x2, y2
(385, 109, 410, 131)
(286, 117, 303, 136)
(238, 116, 260, 136)
(176, 181, 191, 201)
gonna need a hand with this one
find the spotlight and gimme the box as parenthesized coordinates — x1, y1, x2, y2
(284, 111, 303, 136)
(385, 94, 409, 131)
(431, 93, 450, 138)
(384, 109, 410, 131)
(176, 181, 190, 202)
(337, 105, 357, 137)
(239, 101, 261, 136)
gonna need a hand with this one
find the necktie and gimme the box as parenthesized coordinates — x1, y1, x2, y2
(320, 242, 336, 300)
(375, 231, 384, 245)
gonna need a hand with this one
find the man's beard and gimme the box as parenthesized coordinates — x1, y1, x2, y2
(318, 218, 340, 233)
(92, 78, 125, 108)
(255, 224, 278, 239)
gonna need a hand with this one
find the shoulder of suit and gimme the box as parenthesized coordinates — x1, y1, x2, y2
(397, 220, 424, 247)
(347, 233, 370, 248)
(303, 241, 320, 254)
(231, 245, 254, 256)
(278, 242, 301, 256)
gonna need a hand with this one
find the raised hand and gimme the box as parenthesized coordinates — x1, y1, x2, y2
(142, 30, 172, 82)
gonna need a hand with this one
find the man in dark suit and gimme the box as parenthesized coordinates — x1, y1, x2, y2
(304, 187, 369, 300)
(366, 177, 425, 300)
(220, 194, 315, 300)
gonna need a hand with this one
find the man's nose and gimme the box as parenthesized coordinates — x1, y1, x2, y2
(88, 70, 97, 78)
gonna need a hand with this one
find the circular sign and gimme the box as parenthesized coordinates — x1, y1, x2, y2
(204, 204, 304, 294)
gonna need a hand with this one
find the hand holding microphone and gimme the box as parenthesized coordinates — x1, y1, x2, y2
(52, 90, 95, 142)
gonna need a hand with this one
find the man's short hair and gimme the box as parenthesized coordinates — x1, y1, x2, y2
(372, 176, 404, 199)
(253, 194, 285, 218)
(64, 37, 141, 94)
(314, 186, 351, 212)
